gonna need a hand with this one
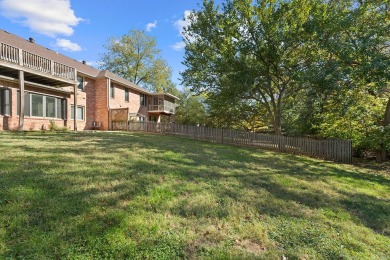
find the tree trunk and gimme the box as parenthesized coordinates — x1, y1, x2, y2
(274, 112, 282, 135)
(384, 96, 390, 126)
(379, 96, 390, 161)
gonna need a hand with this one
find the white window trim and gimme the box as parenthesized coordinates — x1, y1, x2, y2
(0, 88, 11, 116)
(125, 88, 129, 102)
(18, 91, 66, 119)
(110, 83, 115, 99)
(77, 76, 85, 91)
(70, 105, 85, 121)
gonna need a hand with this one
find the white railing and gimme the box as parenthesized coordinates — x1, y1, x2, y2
(0, 42, 19, 64)
(23, 50, 51, 73)
(53, 62, 75, 81)
(0, 42, 76, 81)
(148, 101, 175, 113)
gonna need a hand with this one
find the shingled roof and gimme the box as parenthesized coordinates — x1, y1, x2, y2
(97, 70, 151, 94)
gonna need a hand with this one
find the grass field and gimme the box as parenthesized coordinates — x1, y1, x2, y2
(0, 131, 389, 259)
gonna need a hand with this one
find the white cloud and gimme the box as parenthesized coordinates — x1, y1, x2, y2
(0, 0, 82, 37)
(145, 20, 157, 32)
(56, 39, 81, 52)
(174, 10, 193, 37)
(171, 10, 194, 51)
(171, 41, 185, 51)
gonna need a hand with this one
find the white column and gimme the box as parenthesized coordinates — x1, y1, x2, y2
(18, 70, 24, 131)
(73, 70, 78, 131)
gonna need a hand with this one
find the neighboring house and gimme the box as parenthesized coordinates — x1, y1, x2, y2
(0, 29, 178, 131)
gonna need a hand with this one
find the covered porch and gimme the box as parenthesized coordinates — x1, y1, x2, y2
(148, 93, 177, 115)
(0, 41, 79, 131)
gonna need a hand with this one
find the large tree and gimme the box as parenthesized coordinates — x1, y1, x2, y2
(175, 88, 208, 126)
(182, 0, 389, 139)
(181, 0, 319, 135)
(294, 0, 390, 158)
(99, 30, 176, 92)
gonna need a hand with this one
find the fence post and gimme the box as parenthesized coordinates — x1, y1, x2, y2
(278, 135, 283, 152)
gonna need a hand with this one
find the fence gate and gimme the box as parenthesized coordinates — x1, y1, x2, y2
(109, 108, 129, 130)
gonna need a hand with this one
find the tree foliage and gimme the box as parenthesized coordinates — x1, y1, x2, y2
(299, 0, 390, 157)
(99, 30, 176, 92)
(182, 0, 323, 134)
(175, 88, 208, 126)
(181, 0, 389, 158)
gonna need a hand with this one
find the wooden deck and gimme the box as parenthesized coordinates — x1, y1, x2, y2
(148, 102, 176, 114)
(0, 42, 76, 84)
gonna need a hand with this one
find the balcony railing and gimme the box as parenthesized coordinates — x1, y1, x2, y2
(148, 101, 176, 114)
(0, 42, 75, 81)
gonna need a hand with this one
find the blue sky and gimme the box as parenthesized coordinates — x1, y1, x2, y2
(0, 0, 215, 89)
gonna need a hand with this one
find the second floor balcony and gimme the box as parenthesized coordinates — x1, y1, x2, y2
(148, 101, 176, 114)
(148, 94, 177, 114)
(0, 42, 76, 85)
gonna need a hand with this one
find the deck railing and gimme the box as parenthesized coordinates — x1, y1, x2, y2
(53, 61, 75, 80)
(148, 101, 175, 113)
(0, 42, 19, 64)
(0, 42, 75, 81)
(22, 50, 51, 73)
(125, 122, 353, 163)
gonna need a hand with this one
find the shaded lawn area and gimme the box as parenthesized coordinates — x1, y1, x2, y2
(0, 131, 389, 259)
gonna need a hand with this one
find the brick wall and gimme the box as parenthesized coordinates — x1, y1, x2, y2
(84, 76, 96, 130)
(109, 83, 148, 116)
(0, 80, 18, 130)
(0, 79, 70, 131)
(67, 75, 96, 131)
(95, 77, 109, 130)
(0, 76, 173, 131)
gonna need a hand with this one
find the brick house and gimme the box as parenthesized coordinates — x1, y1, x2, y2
(0, 29, 178, 131)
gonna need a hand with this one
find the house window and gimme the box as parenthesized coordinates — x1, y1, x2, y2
(125, 88, 129, 102)
(140, 94, 147, 106)
(0, 89, 11, 116)
(56, 99, 65, 119)
(71, 105, 85, 120)
(46, 96, 56, 118)
(24, 92, 30, 117)
(77, 76, 84, 90)
(149, 116, 155, 122)
(17, 92, 65, 119)
(31, 94, 44, 117)
(110, 83, 115, 98)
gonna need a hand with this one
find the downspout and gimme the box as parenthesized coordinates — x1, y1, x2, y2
(74, 69, 78, 131)
(107, 78, 111, 130)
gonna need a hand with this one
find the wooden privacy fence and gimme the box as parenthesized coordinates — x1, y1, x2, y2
(127, 122, 353, 163)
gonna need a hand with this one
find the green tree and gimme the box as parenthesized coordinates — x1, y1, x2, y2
(206, 93, 270, 131)
(175, 88, 208, 125)
(182, 0, 389, 161)
(99, 30, 176, 92)
(182, 0, 318, 134)
(298, 0, 390, 158)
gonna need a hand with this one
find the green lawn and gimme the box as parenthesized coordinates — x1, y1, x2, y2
(0, 131, 389, 259)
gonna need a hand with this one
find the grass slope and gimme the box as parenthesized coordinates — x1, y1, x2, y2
(0, 131, 389, 259)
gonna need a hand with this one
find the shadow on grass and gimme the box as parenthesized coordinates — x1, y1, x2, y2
(121, 132, 390, 236)
(0, 131, 389, 258)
